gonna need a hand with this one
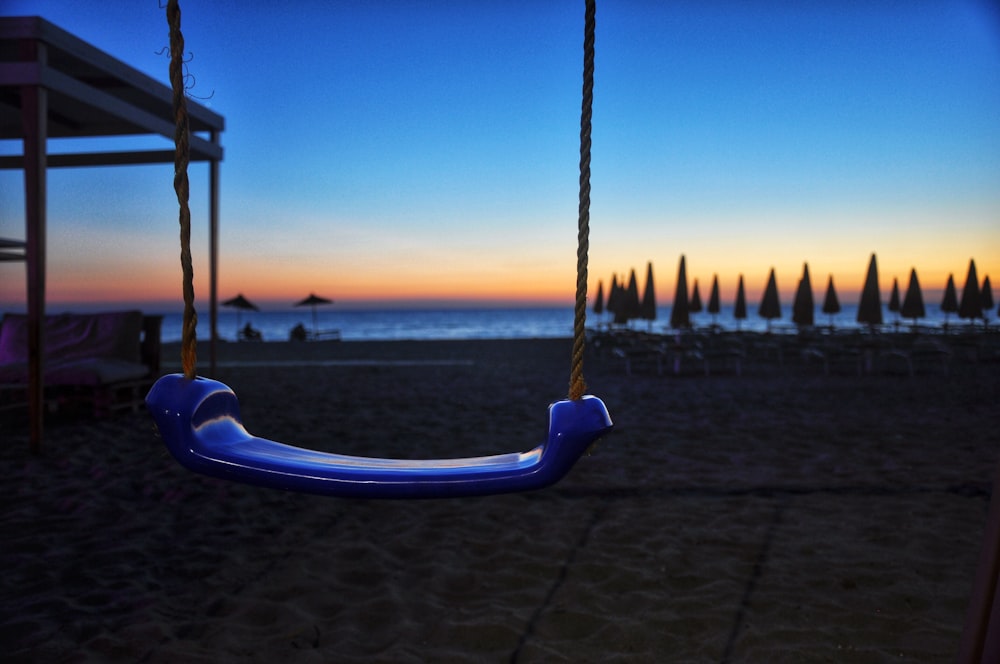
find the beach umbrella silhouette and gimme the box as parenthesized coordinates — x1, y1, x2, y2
(887, 276, 902, 330)
(640, 262, 657, 329)
(958, 259, 983, 324)
(900, 268, 926, 326)
(611, 274, 629, 325)
(670, 255, 690, 329)
(690, 279, 703, 314)
(734, 274, 747, 331)
(856, 253, 882, 329)
(624, 268, 642, 325)
(707, 274, 721, 327)
(606, 274, 620, 322)
(982, 275, 994, 322)
(294, 293, 333, 335)
(822, 275, 841, 328)
(792, 263, 814, 328)
(222, 294, 259, 336)
(941, 274, 959, 327)
(758, 268, 781, 332)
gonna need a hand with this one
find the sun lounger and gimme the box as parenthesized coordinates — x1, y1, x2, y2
(0, 311, 161, 417)
(308, 328, 341, 341)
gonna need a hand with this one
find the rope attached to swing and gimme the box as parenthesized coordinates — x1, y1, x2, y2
(570, 0, 595, 402)
(167, 0, 197, 380)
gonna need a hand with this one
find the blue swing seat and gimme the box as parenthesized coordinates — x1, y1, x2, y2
(146, 374, 613, 499)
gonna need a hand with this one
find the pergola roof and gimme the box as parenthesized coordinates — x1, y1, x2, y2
(1, 15, 224, 451)
(0, 15, 223, 166)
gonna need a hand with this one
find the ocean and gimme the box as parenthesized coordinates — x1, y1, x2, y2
(149, 304, 981, 344)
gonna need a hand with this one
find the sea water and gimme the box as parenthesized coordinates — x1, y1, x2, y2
(152, 304, 977, 343)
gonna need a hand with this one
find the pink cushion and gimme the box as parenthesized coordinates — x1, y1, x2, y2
(0, 311, 142, 365)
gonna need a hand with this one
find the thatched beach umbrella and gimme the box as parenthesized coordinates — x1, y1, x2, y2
(294, 293, 333, 336)
(900, 268, 926, 326)
(707, 274, 721, 327)
(941, 274, 959, 327)
(822, 275, 841, 328)
(792, 263, 814, 328)
(958, 259, 983, 324)
(222, 293, 259, 335)
(640, 262, 657, 329)
(856, 253, 882, 329)
(758, 268, 781, 332)
(734, 274, 747, 331)
(670, 255, 690, 330)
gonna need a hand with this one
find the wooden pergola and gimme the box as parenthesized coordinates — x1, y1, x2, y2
(0, 16, 224, 451)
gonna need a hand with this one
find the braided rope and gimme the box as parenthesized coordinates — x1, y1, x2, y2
(569, 0, 595, 401)
(167, 0, 197, 379)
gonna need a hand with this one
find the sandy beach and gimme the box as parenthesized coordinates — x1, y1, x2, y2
(2, 334, 998, 662)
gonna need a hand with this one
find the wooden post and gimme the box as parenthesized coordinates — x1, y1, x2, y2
(958, 460, 1000, 663)
(21, 38, 48, 454)
(209, 130, 220, 377)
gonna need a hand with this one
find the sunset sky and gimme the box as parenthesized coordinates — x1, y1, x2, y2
(1, 0, 998, 311)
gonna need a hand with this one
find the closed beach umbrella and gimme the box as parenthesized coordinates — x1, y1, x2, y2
(690, 279, 703, 314)
(640, 262, 657, 328)
(734, 274, 747, 330)
(611, 274, 629, 325)
(941, 274, 958, 327)
(758, 268, 781, 332)
(625, 269, 642, 324)
(294, 293, 333, 334)
(822, 275, 841, 328)
(222, 293, 259, 334)
(707, 274, 721, 326)
(982, 276, 994, 321)
(856, 253, 882, 328)
(792, 262, 814, 328)
(607, 274, 621, 323)
(887, 276, 901, 329)
(670, 255, 690, 330)
(958, 259, 982, 323)
(900, 268, 926, 325)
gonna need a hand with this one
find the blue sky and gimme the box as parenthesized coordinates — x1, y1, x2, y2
(1, 0, 998, 309)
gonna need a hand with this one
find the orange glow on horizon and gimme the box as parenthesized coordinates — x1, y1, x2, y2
(3, 245, 997, 311)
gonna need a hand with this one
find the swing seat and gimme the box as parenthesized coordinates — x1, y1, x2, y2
(146, 374, 613, 499)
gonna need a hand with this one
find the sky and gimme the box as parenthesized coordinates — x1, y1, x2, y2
(2, 0, 999, 311)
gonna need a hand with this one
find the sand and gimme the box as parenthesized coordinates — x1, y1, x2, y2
(1, 334, 998, 662)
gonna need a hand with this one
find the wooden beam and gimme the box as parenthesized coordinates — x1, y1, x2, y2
(2, 62, 222, 159)
(0, 149, 221, 169)
(0, 17, 224, 133)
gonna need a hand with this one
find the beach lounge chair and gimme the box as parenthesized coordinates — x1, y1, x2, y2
(0, 311, 161, 417)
